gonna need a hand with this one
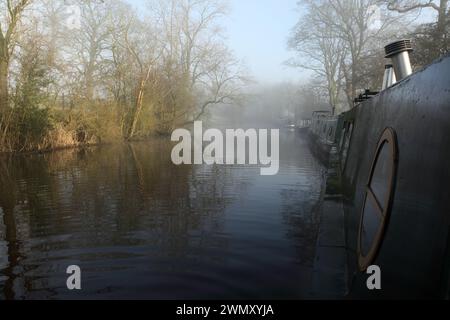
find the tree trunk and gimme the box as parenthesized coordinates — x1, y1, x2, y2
(128, 66, 153, 139)
(128, 80, 145, 139)
(437, 0, 449, 53)
(0, 59, 8, 113)
(85, 73, 94, 102)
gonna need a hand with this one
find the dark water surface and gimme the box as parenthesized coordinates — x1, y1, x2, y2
(0, 131, 326, 299)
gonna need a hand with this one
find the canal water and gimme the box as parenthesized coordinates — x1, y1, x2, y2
(0, 131, 326, 299)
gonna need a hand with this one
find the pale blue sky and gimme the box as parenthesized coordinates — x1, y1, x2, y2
(125, 0, 303, 84)
(223, 0, 302, 84)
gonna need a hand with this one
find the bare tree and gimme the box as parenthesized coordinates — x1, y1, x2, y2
(187, 46, 248, 123)
(123, 20, 160, 139)
(0, 0, 33, 113)
(66, 0, 112, 103)
(384, 0, 449, 55)
(288, 1, 347, 114)
(105, 1, 135, 108)
(150, 0, 248, 129)
(106, 2, 163, 139)
(289, 0, 404, 110)
(327, 0, 400, 106)
(1, 0, 249, 150)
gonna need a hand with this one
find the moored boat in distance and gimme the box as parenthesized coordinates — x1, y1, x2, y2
(296, 119, 312, 132)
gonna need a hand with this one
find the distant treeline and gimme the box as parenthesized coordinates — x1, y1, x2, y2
(0, 0, 248, 152)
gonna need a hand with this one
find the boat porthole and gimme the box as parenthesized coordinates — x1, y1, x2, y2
(358, 127, 398, 271)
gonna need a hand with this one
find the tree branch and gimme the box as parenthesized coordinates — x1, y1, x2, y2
(387, 0, 440, 13)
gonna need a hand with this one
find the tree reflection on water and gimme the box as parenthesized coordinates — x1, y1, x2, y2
(0, 133, 326, 299)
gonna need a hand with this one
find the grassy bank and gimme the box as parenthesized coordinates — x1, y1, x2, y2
(0, 106, 126, 154)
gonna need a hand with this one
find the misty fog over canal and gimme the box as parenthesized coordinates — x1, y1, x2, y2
(0, 130, 326, 299)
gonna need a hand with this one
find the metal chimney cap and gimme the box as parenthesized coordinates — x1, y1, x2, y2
(385, 39, 413, 58)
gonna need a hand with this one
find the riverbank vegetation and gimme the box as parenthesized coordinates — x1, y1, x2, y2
(1, 0, 448, 153)
(0, 0, 248, 153)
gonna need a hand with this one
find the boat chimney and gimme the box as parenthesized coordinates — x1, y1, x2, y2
(382, 64, 397, 90)
(384, 39, 413, 81)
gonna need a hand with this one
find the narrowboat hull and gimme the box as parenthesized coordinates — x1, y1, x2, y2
(311, 54, 450, 298)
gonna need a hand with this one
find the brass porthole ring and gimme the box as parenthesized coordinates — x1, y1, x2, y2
(357, 127, 399, 271)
